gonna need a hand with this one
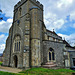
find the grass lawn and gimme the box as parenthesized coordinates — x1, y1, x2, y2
(20, 67, 75, 75)
(0, 68, 75, 75)
(0, 62, 2, 65)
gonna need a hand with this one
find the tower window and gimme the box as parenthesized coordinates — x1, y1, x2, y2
(15, 43, 16, 51)
(19, 7, 22, 16)
(17, 42, 18, 51)
(13, 35, 21, 52)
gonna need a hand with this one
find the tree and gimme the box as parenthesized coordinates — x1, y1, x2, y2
(0, 9, 2, 13)
(0, 9, 3, 20)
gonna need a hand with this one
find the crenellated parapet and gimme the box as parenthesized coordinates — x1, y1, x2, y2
(14, 0, 43, 10)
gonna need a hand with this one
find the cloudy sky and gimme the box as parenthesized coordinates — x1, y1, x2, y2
(0, 0, 75, 53)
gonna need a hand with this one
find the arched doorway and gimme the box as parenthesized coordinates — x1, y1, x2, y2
(48, 48, 55, 61)
(14, 55, 18, 68)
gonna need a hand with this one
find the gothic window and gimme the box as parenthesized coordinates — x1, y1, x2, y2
(19, 7, 22, 16)
(17, 42, 18, 51)
(13, 35, 21, 52)
(15, 43, 16, 51)
(49, 52, 51, 60)
(48, 48, 55, 61)
(52, 52, 54, 60)
(18, 7, 22, 19)
(19, 42, 20, 51)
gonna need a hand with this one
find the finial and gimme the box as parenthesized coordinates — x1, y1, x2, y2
(53, 29, 54, 32)
(64, 37, 65, 40)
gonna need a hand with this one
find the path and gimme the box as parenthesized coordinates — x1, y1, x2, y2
(0, 66, 22, 73)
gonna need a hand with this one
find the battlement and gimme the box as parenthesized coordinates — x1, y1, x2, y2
(14, 0, 43, 10)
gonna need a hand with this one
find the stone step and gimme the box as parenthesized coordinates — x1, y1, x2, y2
(42, 64, 57, 68)
(45, 62, 55, 65)
(42, 62, 57, 68)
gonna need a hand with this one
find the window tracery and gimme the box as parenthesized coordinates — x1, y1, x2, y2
(13, 35, 21, 52)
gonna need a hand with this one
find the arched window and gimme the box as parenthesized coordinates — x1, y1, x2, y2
(49, 52, 51, 60)
(48, 48, 55, 61)
(18, 7, 22, 17)
(13, 35, 21, 52)
(15, 43, 16, 51)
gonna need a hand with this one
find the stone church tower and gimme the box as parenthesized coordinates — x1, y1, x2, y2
(3, 0, 44, 68)
(3, 0, 75, 69)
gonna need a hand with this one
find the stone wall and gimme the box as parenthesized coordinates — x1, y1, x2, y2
(30, 8, 42, 67)
(43, 41, 65, 67)
(69, 51, 75, 67)
(0, 56, 3, 62)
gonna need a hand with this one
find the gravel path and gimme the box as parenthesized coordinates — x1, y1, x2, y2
(0, 66, 22, 73)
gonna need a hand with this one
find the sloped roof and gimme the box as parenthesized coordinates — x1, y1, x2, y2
(63, 40, 75, 49)
(47, 29, 57, 35)
(63, 40, 70, 46)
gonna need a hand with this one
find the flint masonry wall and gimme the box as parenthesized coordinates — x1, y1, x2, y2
(43, 41, 65, 67)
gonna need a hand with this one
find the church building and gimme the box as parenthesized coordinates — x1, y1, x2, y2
(3, 0, 75, 69)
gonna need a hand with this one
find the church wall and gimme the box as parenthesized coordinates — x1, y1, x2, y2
(69, 51, 75, 67)
(14, 1, 28, 21)
(3, 26, 13, 66)
(63, 47, 71, 68)
(29, 0, 43, 21)
(10, 24, 24, 68)
(64, 47, 75, 67)
(39, 21, 43, 64)
(3, 38, 10, 66)
(11, 1, 31, 68)
(30, 8, 42, 67)
(23, 52, 29, 68)
(23, 14, 30, 68)
(43, 41, 65, 67)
